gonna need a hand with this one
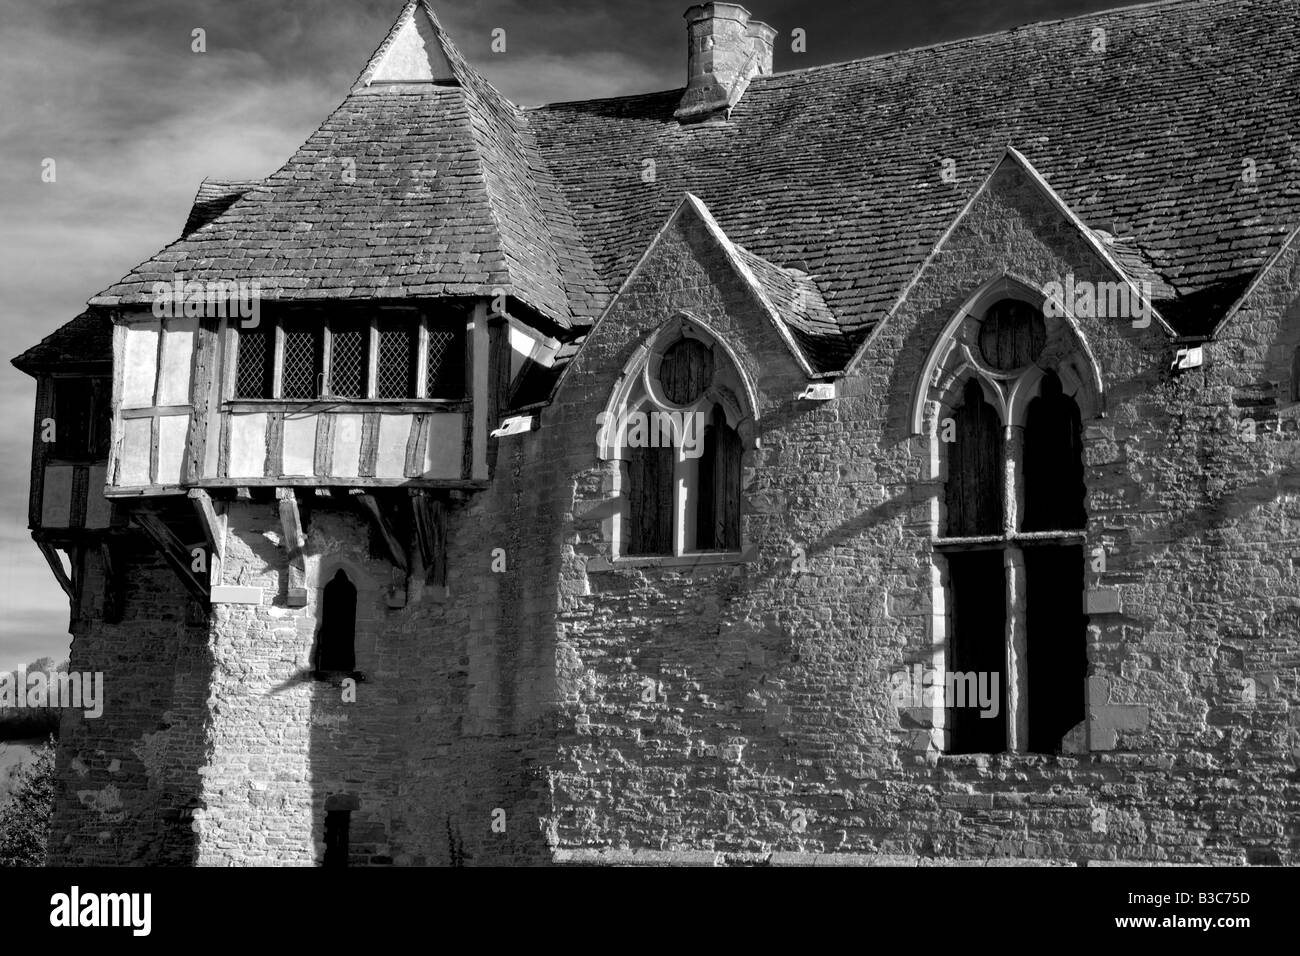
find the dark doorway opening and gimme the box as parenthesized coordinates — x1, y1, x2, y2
(323, 810, 350, 868)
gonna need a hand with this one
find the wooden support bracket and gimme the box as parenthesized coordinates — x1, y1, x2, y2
(132, 512, 210, 606)
(36, 540, 75, 602)
(188, 488, 226, 588)
(352, 490, 409, 607)
(409, 490, 447, 588)
(100, 539, 125, 624)
(276, 487, 308, 607)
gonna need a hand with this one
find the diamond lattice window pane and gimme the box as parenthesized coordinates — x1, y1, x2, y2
(426, 323, 465, 399)
(330, 321, 367, 398)
(235, 326, 272, 399)
(282, 324, 321, 399)
(376, 321, 417, 399)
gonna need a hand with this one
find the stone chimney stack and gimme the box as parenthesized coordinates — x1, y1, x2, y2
(675, 4, 776, 123)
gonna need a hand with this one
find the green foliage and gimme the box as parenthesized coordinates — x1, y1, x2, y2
(0, 658, 67, 742)
(0, 737, 56, 866)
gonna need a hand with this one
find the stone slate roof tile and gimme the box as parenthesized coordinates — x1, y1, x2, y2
(182, 179, 259, 237)
(11, 311, 112, 372)
(528, 0, 1300, 350)
(89, 1, 602, 331)
(731, 244, 855, 370)
(63, 0, 1300, 369)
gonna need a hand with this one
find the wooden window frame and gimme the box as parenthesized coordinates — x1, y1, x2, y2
(230, 311, 463, 405)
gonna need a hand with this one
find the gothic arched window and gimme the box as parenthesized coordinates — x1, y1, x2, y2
(606, 324, 752, 560)
(314, 569, 357, 675)
(938, 298, 1088, 756)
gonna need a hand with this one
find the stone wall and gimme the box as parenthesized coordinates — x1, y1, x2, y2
(48, 538, 209, 865)
(50, 490, 557, 865)
(521, 166, 1300, 864)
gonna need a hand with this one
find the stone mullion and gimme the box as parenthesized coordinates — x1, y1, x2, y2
(1004, 544, 1028, 753)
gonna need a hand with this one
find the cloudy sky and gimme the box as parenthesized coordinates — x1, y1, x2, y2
(0, 0, 1134, 670)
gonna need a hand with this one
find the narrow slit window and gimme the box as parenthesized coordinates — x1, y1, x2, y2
(1021, 371, 1085, 532)
(314, 569, 357, 674)
(51, 379, 94, 460)
(1024, 544, 1087, 754)
(426, 322, 465, 399)
(695, 405, 742, 551)
(1291, 345, 1300, 403)
(235, 325, 273, 399)
(945, 549, 1008, 755)
(376, 319, 418, 399)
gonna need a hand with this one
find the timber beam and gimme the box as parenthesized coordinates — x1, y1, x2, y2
(409, 489, 447, 588)
(36, 539, 75, 603)
(188, 488, 226, 589)
(131, 512, 210, 606)
(100, 539, 125, 624)
(276, 487, 308, 607)
(351, 490, 409, 607)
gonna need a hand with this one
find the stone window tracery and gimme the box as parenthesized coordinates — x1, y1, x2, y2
(915, 279, 1103, 755)
(599, 316, 756, 563)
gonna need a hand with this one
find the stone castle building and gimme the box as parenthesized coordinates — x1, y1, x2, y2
(11, 0, 1300, 865)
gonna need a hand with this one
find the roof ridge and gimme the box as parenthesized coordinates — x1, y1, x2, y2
(527, 0, 1240, 112)
(757, 0, 1223, 81)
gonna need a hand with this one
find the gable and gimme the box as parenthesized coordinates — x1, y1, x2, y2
(355, 0, 456, 88)
(547, 194, 818, 412)
(853, 148, 1174, 378)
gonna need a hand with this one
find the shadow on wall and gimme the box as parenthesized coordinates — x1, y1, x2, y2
(48, 533, 214, 865)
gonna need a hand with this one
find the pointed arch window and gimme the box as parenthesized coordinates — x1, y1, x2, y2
(314, 569, 357, 676)
(935, 297, 1089, 756)
(603, 322, 753, 562)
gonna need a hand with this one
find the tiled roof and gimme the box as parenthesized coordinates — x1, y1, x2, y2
(732, 244, 853, 369)
(182, 179, 258, 237)
(67, 0, 1300, 370)
(529, 0, 1300, 344)
(11, 311, 112, 373)
(89, 1, 603, 331)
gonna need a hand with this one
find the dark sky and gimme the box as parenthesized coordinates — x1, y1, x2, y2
(0, 0, 1151, 669)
